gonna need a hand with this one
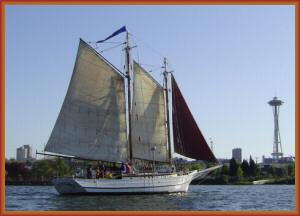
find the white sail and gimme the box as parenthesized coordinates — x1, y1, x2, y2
(131, 61, 168, 162)
(45, 39, 128, 162)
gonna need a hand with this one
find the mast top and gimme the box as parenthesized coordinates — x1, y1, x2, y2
(163, 57, 173, 76)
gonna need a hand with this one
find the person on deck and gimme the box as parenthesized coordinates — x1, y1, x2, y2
(86, 165, 92, 179)
(105, 171, 113, 179)
(120, 162, 126, 174)
(126, 163, 133, 173)
(95, 168, 100, 179)
(98, 161, 105, 178)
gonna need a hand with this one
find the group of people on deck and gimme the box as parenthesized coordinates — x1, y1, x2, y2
(86, 161, 133, 179)
(120, 162, 132, 174)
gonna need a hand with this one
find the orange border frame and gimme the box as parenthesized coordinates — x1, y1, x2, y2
(0, 1, 299, 216)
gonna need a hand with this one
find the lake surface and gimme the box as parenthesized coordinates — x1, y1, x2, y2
(5, 185, 295, 211)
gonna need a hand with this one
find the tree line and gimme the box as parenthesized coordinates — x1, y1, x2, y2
(192, 156, 295, 184)
(5, 158, 70, 182)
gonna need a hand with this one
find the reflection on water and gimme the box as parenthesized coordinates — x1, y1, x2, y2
(5, 185, 295, 211)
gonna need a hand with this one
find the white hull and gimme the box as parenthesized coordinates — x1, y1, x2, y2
(52, 166, 221, 195)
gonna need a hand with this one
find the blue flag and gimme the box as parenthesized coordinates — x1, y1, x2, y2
(97, 26, 127, 43)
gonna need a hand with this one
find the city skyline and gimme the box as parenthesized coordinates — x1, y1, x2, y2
(5, 5, 295, 162)
(8, 144, 294, 163)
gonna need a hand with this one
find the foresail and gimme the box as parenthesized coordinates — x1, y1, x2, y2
(131, 61, 168, 162)
(45, 39, 128, 162)
(171, 75, 217, 163)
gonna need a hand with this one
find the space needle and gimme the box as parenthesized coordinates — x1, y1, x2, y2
(268, 96, 284, 160)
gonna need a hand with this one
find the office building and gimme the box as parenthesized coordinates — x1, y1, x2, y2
(16, 145, 32, 161)
(232, 148, 242, 163)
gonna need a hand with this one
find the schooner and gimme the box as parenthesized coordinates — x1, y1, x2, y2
(40, 26, 221, 195)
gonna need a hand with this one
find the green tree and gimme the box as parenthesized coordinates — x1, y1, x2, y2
(32, 158, 71, 180)
(217, 175, 229, 184)
(206, 163, 219, 175)
(221, 164, 230, 175)
(54, 157, 70, 177)
(249, 156, 257, 177)
(269, 165, 276, 177)
(188, 163, 202, 171)
(255, 163, 261, 177)
(214, 166, 221, 177)
(286, 163, 294, 177)
(278, 166, 287, 178)
(229, 158, 238, 176)
(241, 160, 249, 177)
(237, 166, 243, 179)
(31, 160, 56, 180)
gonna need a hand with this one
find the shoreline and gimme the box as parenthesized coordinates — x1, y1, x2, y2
(5, 181, 53, 186)
(191, 177, 295, 185)
(5, 179, 295, 186)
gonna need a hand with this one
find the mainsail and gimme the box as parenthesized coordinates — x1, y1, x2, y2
(171, 74, 217, 163)
(131, 61, 168, 162)
(45, 39, 128, 162)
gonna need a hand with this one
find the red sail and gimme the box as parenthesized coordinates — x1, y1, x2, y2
(171, 75, 217, 163)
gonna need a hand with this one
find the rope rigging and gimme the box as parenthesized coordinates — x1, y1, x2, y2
(130, 33, 164, 58)
(98, 42, 126, 53)
(88, 40, 125, 53)
(139, 63, 163, 73)
(130, 33, 170, 75)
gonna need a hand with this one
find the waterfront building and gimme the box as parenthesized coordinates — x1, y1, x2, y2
(262, 155, 294, 165)
(173, 157, 188, 165)
(232, 148, 242, 163)
(16, 145, 32, 161)
(262, 155, 273, 164)
(217, 158, 231, 165)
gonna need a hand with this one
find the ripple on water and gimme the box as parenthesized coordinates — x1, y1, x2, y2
(5, 185, 295, 211)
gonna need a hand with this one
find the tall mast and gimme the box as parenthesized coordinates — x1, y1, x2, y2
(125, 30, 133, 164)
(163, 57, 172, 165)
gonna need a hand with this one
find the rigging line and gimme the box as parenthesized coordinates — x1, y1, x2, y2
(130, 36, 140, 63)
(88, 41, 124, 45)
(83, 40, 126, 77)
(98, 41, 124, 44)
(136, 62, 164, 89)
(196, 172, 211, 185)
(130, 34, 164, 58)
(140, 63, 163, 68)
(149, 67, 163, 73)
(198, 166, 222, 184)
(99, 43, 125, 53)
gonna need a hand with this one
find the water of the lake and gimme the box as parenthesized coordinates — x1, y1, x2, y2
(5, 185, 295, 211)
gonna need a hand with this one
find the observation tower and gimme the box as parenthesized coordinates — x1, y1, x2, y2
(268, 96, 284, 160)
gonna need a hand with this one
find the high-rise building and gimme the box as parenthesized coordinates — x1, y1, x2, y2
(16, 147, 25, 161)
(16, 145, 32, 161)
(232, 148, 242, 163)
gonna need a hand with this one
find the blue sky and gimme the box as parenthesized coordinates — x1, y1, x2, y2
(5, 5, 295, 162)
